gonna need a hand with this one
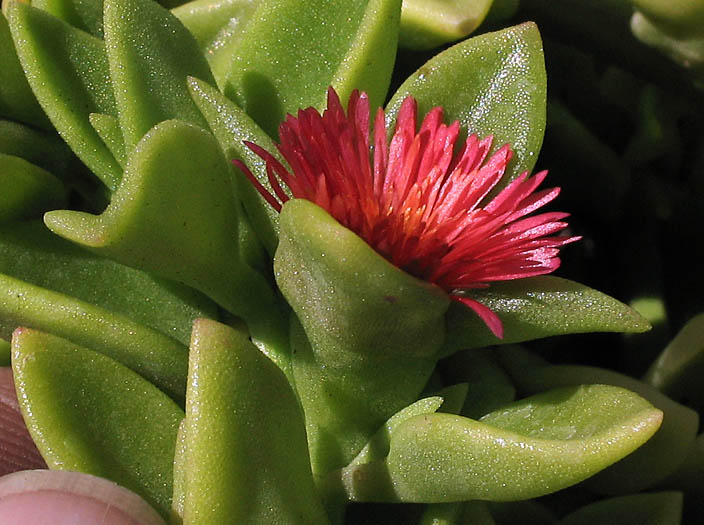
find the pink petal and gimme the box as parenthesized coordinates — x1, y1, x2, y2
(452, 296, 504, 339)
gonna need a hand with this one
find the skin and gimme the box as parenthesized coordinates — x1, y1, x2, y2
(0, 470, 165, 525)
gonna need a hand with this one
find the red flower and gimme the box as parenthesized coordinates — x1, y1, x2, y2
(234, 88, 579, 339)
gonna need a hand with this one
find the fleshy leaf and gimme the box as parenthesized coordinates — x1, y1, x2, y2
(172, 0, 255, 48)
(170, 419, 187, 522)
(645, 312, 704, 408)
(0, 273, 189, 401)
(181, 319, 328, 524)
(442, 276, 651, 355)
(441, 349, 516, 419)
(89, 113, 127, 168)
(386, 22, 547, 185)
(334, 385, 662, 502)
(0, 221, 217, 346)
(12, 328, 183, 517)
(0, 11, 51, 128)
(0, 339, 8, 367)
(32, 0, 105, 37)
(43, 120, 287, 370)
(278, 199, 449, 473)
(0, 154, 66, 222)
(221, 0, 401, 137)
(399, 0, 492, 50)
(103, 0, 214, 151)
(188, 76, 279, 254)
(561, 492, 683, 525)
(498, 352, 699, 494)
(172, 0, 258, 87)
(348, 396, 444, 467)
(6, 2, 122, 190)
(0, 119, 73, 175)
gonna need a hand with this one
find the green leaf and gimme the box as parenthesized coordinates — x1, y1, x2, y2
(43, 120, 288, 370)
(0, 119, 73, 175)
(172, 0, 255, 48)
(188, 76, 279, 254)
(0, 11, 51, 128)
(0, 154, 66, 222)
(6, 2, 122, 190)
(89, 113, 127, 168)
(32, 0, 105, 37)
(12, 328, 183, 517)
(399, 0, 492, 50)
(335, 385, 662, 502)
(221, 0, 401, 137)
(170, 419, 187, 523)
(498, 355, 700, 494)
(348, 396, 444, 467)
(181, 319, 328, 524)
(560, 492, 683, 525)
(645, 312, 704, 409)
(172, 0, 258, 87)
(0, 273, 189, 401)
(386, 22, 547, 185)
(632, 0, 704, 38)
(278, 199, 449, 473)
(442, 276, 651, 355)
(103, 0, 214, 151)
(0, 337, 9, 367)
(441, 349, 516, 419)
(0, 221, 217, 346)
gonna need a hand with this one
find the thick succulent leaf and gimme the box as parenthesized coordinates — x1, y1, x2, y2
(278, 199, 448, 473)
(0, 154, 66, 222)
(442, 276, 651, 355)
(0, 221, 217, 346)
(336, 385, 662, 502)
(221, 0, 401, 137)
(170, 419, 187, 522)
(348, 396, 444, 467)
(89, 113, 126, 168)
(32, 0, 105, 37)
(0, 11, 50, 128)
(399, 0, 492, 50)
(103, 0, 214, 151)
(172, 0, 255, 47)
(11, 328, 183, 518)
(181, 319, 328, 524)
(441, 349, 516, 419)
(277, 199, 449, 361)
(632, 0, 704, 38)
(665, 432, 704, 494)
(0, 119, 73, 175)
(43, 120, 288, 369)
(6, 2, 122, 190)
(0, 339, 8, 367)
(631, 13, 704, 85)
(645, 312, 704, 408)
(560, 491, 683, 525)
(0, 273, 188, 401)
(386, 22, 547, 185)
(188, 76, 279, 254)
(498, 353, 699, 494)
(172, 0, 258, 86)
